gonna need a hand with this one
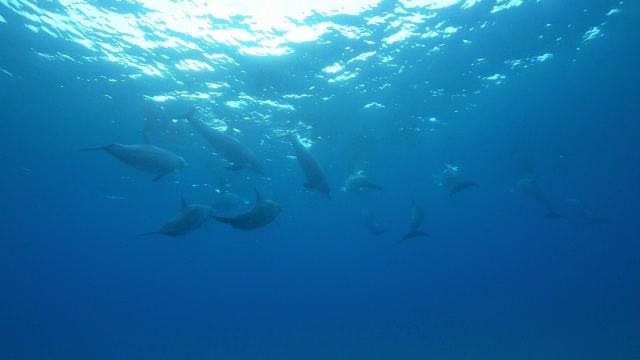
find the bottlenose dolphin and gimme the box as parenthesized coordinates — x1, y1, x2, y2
(344, 172, 382, 194)
(516, 178, 561, 219)
(362, 210, 389, 235)
(439, 164, 478, 197)
(284, 133, 331, 200)
(180, 110, 265, 176)
(210, 191, 248, 214)
(139, 197, 214, 237)
(211, 189, 280, 230)
(80, 133, 186, 181)
(399, 197, 430, 242)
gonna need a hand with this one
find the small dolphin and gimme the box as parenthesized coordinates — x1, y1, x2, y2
(180, 110, 265, 176)
(362, 210, 389, 235)
(344, 172, 382, 194)
(284, 133, 331, 200)
(211, 189, 280, 230)
(139, 197, 214, 237)
(399, 197, 430, 242)
(80, 133, 186, 181)
(449, 181, 479, 197)
(516, 178, 561, 219)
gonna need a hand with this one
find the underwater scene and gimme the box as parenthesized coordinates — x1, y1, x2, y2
(1, 0, 638, 359)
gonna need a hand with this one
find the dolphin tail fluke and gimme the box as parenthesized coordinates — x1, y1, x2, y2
(399, 230, 430, 242)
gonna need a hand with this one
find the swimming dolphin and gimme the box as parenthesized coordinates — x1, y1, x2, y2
(80, 133, 186, 181)
(362, 210, 389, 235)
(139, 197, 214, 237)
(210, 191, 249, 214)
(284, 133, 331, 200)
(516, 178, 561, 219)
(399, 197, 430, 242)
(179, 110, 265, 176)
(344, 172, 382, 194)
(449, 181, 479, 197)
(211, 189, 280, 230)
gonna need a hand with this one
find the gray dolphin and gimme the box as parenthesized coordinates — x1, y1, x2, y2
(399, 197, 430, 242)
(80, 133, 186, 181)
(284, 133, 331, 200)
(344, 172, 382, 194)
(211, 189, 280, 230)
(180, 110, 265, 175)
(139, 197, 214, 237)
(516, 178, 561, 219)
(210, 191, 249, 214)
(362, 210, 389, 235)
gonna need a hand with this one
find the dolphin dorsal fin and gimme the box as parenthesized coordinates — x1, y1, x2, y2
(143, 132, 152, 145)
(180, 197, 188, 209)
(254, 188, 263, 204)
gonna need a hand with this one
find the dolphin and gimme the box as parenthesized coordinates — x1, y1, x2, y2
(210, 191, 249, 214)
(362, 210, 389, 235)
(516, 178, 561, 219)
(211, 189, 280, 230)
(284, 133, 331, 200)
(344, 172, 382, 194)
(139, 197, 214, 237)
(449, 181, 479, 197)
(399, 197, 430, 242)
(179, 110, 265, 176)
(80, 133, 186, 181)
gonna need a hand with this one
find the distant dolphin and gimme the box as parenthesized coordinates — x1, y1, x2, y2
(179, 110, 265, 176)
(284, 133, 331, 200)
(80, 133, 186, 181)
(344, 172, 382, 194)
(362, 210, 389, 235)
(564, 199, 609, 224)
(139, 197, 214, 237)
(516, 178, 561, 219)
(399, 197, 430, 242)
(449, 181, 479, 197)
(211, 189, 280, 230)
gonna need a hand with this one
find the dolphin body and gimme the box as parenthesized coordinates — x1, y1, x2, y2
(284, 134, 331, 200)
(140, 197, 214, 237)
(80, 133, 186, 181)
(180, 110, 265, 176)
(344, 173, 382, 194)
(211, 190, 280, 230)
(440, 165, 478, 197)
(399, 197, 430, 242)
(516, 178, 561, 219)
(362, 210, 389, 235)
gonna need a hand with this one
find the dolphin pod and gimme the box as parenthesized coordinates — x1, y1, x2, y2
(80, 133, 186, 181)
(179, 109, 266, 176)
(211, 189, 281, 230)
(139, 197, 214, 237)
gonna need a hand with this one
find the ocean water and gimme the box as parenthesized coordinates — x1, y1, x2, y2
(1, 0, 638, 359)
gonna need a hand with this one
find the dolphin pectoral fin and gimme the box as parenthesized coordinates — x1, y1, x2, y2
(153, 174, 164, 181)
(226, 163, 243, 171)
(211, 214, 234, 225)
(180, 197, 188, 209)
(303, 181, 314, 189)
(364, 183, 383, 191)
(449, 181, 479, 197)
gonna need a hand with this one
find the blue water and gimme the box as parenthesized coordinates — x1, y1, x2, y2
(1, 1, 639, 359)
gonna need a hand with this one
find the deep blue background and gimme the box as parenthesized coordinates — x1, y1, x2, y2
(1, 2, 639, 359)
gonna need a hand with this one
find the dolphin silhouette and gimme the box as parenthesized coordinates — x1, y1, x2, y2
(180, 110, 265, 176)
(516, 178, 561, 219)
(139, 197, 214, 237)
(399, 197, 430, 242)
(362, 210, 389, 235)
(284, 133, 331, 200)
(80, 133, 186, 181)
(211, 189, 280, 230)
(344, 172, 382, 194)
(449, 181, 479, 197)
